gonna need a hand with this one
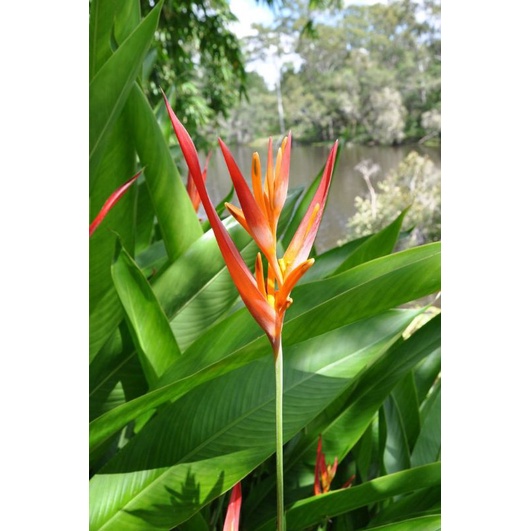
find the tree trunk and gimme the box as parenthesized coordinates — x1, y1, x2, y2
(276, 80, 285, 135)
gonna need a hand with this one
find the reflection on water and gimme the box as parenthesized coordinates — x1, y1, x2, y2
(204, 142, 441, 253)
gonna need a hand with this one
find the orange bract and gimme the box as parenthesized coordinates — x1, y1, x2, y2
(164, 93, 338, 353)
(186, 151, 211, 213)
(314, 435, 354, 495)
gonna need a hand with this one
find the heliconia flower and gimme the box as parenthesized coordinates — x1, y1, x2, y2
(89, 170, 142, 237)
(223, 482, 242, 531)
(163, 93, 338, 353)
(186, 151, 212, 213)
(314, 435, 354, 496)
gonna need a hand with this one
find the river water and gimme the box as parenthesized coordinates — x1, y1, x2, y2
(204, 142, 441, 253)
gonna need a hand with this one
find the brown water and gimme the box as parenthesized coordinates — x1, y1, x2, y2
(204, 142, 441, 253)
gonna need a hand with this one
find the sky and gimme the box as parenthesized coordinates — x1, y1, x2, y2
(229, 0, 382, 39)
(228, 0, 283, 87)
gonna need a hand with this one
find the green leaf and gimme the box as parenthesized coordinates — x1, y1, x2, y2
(89, 2, 163, 185)
(282, 242, 440, 346)
(89, 114, 136, 361)
(111, 244, 181, 386)
(89, 243, 440, 455)
(152, 218, 255, 344)
(89, 310, 417, 529)
(89, 327, 127, 421)
(366, 486, 441, 528)
(382, 394, 411, 474)
(255, 463, 441, 531)
(89, 287, 125, 363)
(391, 372, 421, 452)
(334, 208, 409, 274)
(89, 2, 160, 360)
(331, 314, 440, 464)
(300, 234, 371, 283)
(89, 0, 141, 80)
(364, 514, 441, 531)
(134, 179, 156, 255)
(414, 347, 441, 404)
(90, 218, 254, 437)
(124, 83, 203, 261)
(411, 381, 441, 467)
(244, 312, 441, 524)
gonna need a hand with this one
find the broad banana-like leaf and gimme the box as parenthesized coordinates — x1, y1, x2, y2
(89, 310, 417, 529)
(244, 313, 441, 523)
(414, 347, 441, 404)
(90, 243, 440, 455)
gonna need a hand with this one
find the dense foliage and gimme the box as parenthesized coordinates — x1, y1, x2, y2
(89, 0, 441, 529)
(139, 0, 247, 150)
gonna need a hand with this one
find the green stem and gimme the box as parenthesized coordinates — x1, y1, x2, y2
(275, 340, 285, 531)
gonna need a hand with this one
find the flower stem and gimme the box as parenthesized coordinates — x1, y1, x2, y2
(275, 340, 285, 531)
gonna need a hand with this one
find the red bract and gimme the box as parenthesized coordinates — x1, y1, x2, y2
(164, 93, 338, 353)
(223, 482, 242, 531)
(186, 151, 211, 213)
(314, 435, 338, 495)
(89, 171, 141, 237)
(314, 435, 354, 495)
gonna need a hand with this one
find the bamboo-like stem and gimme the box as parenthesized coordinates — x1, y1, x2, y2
(274, 340, 285, 531)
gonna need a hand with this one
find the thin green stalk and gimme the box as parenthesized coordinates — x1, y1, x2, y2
(275, 340, 285, 531)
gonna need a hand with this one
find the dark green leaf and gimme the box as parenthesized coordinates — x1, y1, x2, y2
(255, 464, 441, 530)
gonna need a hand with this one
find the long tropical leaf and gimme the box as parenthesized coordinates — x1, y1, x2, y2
(89, 2, 163, 185)
(244, 313, 441, 523)
(255, 464, 441, 531)
(89, 310, 417, 529)
(124, 83, 203, 261)
(112, 244, 182, 386)
(90, 243, 440, 454)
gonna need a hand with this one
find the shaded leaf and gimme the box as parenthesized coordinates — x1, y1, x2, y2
(255, 464, 441, 530)
(89, 310, 417, 529)
(90, 243, 440, 454)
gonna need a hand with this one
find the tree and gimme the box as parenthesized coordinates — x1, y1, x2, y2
(229, 0, 441, 145)
(139, 0, 247, 149)
(365, 87, 407, 144)
(222, 71, 280, 143)
(342, 151, 441, 249)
